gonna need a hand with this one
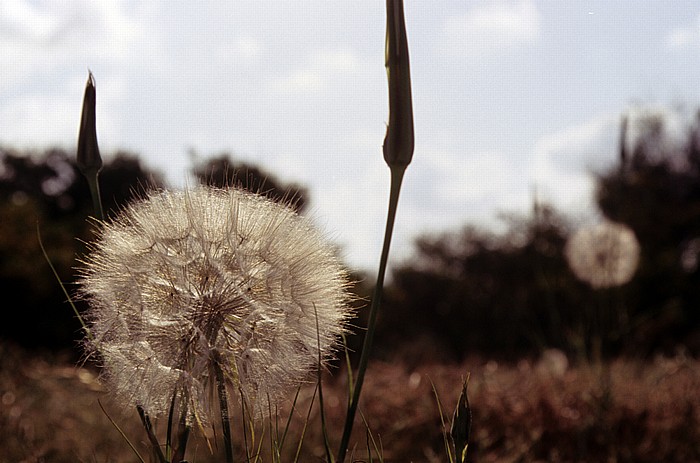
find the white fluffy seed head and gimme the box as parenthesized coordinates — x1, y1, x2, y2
(564, 220, 640, 289)
(78, 186, 353, 423)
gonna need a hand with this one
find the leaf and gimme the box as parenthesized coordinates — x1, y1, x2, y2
(450, 374, 472, 463)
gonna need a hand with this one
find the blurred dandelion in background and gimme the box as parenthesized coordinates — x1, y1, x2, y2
(564, 220, 640, 289)
(77, 186, 353, 423)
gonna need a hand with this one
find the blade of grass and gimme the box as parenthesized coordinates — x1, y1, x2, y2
(278, 386, 302, 451)
(430, 378, 455, 463)
(98, 400, 147, 463)
(366, 428, 373, 463)
(37, 223, 91, 341)
(292, 384, 318, 463)
(340, 333, 354, 405)
(450, 374, 472, 463)
(172, 408, 191, 463)
(166, 392, 177, 461)
(360, 411, 384, 463)
(314, 305, 335, 463)
(137, 405, 167, 463)
(240, 388, 251, 463)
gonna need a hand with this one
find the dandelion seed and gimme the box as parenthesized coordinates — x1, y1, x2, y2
(78, 186, 353, 423)
(564, 220, 640, 289)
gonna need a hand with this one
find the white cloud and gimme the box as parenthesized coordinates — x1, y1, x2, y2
(272, 49, 361, 92)
(235, 36, 262, 59)
(0, 1, 144, 70)
(665, 28, 696, 49)
(664, 13, 700, 50)
(0, 1, 151, 151)
(0, 0, 58, 41)
(441, 0, 540, 57)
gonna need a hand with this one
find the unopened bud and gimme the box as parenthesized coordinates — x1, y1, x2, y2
(451, 373, 472, 463)
(77, 72, 102, 176)
(383, 0, 414, 170)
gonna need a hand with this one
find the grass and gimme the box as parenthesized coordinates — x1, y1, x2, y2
(2, 341, 698, 462)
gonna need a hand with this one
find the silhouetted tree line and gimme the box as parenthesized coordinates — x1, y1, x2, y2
(191, 152, 309, 212)
(3, 109, 700, 360)
(375, 110, 700, 361)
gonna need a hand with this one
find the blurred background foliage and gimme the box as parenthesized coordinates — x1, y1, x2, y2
(2, 109, 700, 362)
(376, 109, 700, 362)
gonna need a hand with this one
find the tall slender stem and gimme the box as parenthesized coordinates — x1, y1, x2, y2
(337, 165, 405, 462)
(213, 352, 234, 463)
(87, 173, 105, 222)
(137, 405, 167, 463)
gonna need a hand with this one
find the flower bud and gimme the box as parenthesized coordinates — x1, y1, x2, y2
(77, 72, 102, 176)
(451, 374, 472, 463)
(383, 0, 414, 170)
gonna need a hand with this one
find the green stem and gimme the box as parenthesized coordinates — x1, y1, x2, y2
(336, 165, 405, 463)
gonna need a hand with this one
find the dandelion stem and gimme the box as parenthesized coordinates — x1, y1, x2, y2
(172, 412, 190, 463)
(213, 352, 235, 463)
(166, 393, 177, 461)
(337, 166, 405, 462)
(315, 305, 335, 463)
(137, 405, 167, 463)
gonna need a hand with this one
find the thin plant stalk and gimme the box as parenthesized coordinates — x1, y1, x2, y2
(336, 168, 405, 461)
(240, 389, 252, 462)
(360, 411, 384, 462)
(213, 352, 235, 463)
(98, 400, 147, 463)
(137, 405, 167, 463)
(293, 384, 318, 463)
(172, 409, 191, 463)
(315, 305, 335, 463)
(37, 224, 90, 340)
(278, 387, 302, 451)
(162, 393, 192, 463)
(337, 0, 414, 458)
(166, 392, 177, 461)
(430, 379, 455, 463)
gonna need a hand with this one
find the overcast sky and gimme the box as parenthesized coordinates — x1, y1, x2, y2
(3, 1, 700, 273)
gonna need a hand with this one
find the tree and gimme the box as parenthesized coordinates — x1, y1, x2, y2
(376, 204, 582, 361)
(191, 153, 309, 212)
(596, 110, 700, 354)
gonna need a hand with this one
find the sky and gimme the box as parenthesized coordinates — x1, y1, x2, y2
(2, 1, 700, 274)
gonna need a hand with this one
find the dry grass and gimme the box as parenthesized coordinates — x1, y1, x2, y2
(1, 342, 699, 462)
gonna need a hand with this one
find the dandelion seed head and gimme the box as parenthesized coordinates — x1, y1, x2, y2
(78, 186, 353, 422)
(564, 220, 640, 289)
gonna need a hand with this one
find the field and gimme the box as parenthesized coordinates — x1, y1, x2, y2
(1, 342, 699, 462)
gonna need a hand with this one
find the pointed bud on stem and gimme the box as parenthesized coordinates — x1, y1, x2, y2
(451, 373, 472, 463)
(77, 71, 105, 221)
(383, 0, 414, 171)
